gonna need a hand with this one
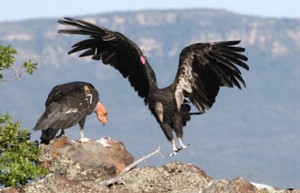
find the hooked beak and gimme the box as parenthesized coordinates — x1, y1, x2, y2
(94, 102, 108, 125)
(155, 102, 163, 123)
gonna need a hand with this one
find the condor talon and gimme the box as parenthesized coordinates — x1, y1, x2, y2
(169, 150, 179, 157)
(78, 137, 91, 143)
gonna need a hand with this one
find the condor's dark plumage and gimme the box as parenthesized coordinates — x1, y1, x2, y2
(34, 81, 108, 144)
(58, 18, 249, 155)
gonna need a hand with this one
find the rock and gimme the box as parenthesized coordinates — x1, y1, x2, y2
(38, 136, 134, 181)
(251, 182, 299, 193)
(203, 177, 257, 193)
(1, 136, 299, 193)
(110, 161, 213, 193)
(22, 174, 109, 193)
(1, 186, 23, 193)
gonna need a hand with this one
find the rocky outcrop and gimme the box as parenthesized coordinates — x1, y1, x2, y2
(115, 162, 212, 193)
(1, 136, 299, 193)
(38, 136, 134, 181)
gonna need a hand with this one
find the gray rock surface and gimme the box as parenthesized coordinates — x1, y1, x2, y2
(1, 136, 299, 193)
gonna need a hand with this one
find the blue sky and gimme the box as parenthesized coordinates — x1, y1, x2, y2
(1, 0, 300, 22)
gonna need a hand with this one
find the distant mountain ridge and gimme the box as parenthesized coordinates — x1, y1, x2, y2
(0, 9, 299, 188)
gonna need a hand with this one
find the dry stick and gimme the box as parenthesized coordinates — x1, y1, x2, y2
(98, 146, 161, 186)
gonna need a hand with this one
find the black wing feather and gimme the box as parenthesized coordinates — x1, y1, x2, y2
(45, 81, 94, 106)
(172, 40, 249, 113)
(34, 81, 99, 131)
(58, 17, 157, 103)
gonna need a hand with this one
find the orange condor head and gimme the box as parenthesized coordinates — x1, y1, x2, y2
(94, 102, 108, 125)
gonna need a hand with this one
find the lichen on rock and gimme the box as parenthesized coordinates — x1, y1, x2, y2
(38, 136, 134, 181)
(1, 136, 299, 193)
(113, 161, 212, 193)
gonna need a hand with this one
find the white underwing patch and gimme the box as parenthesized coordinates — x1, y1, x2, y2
(65, 108, 78, 114)
(174, 60, 194, 110)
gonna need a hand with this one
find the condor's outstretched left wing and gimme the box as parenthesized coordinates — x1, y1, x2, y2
(172, 40, 249, 112)
(58, 17, 158, 104)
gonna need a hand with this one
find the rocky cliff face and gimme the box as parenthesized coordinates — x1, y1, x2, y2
(1, 137, 298, 193)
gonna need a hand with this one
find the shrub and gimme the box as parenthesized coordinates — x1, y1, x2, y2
(0, 113, 47, 187)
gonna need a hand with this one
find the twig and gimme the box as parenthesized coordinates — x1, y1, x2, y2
(0, 67, 23, 82)
(98, 146, 161, 186)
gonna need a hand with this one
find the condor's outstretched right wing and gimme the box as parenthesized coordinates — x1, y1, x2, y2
(58, 17, 158, 104)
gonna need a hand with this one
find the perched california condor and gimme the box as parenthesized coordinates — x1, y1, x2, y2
(58, 18, 249, 156)
(34, 81, 108, 144)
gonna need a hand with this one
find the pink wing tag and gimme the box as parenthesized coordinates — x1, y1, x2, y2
(140, 56, 146, 65)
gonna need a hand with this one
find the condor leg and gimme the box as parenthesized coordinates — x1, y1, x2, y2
(160, 123, 179, 156)
(56, 129, 66, 138)
(78, 118, 90, 143)
(173, 117, 190, 150)
(40, 128, 60, 144)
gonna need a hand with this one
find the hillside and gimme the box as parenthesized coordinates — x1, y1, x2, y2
(0, 9, 299, 188)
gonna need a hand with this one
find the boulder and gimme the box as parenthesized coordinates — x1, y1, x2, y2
(38, 136, 134, 181)
(113, 161, 213, 193)
(22, 174, 110, 193)
(203, 177, 257, 193)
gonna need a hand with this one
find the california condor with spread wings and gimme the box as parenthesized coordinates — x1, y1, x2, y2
(34, 81, 108, 144)
(58, 18, 249, 156)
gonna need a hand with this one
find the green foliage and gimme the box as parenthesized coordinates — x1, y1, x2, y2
(0, 42, 37, 81)
(0, 44, 16, 69)
(23, 60, 37, 75)
(0, 113, 48, 187)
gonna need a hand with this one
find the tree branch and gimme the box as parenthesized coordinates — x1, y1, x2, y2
(0, 67, 24, 82)
(98, 146, 161, 186)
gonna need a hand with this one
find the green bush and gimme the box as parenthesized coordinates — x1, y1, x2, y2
(0, 113, 48, 187)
